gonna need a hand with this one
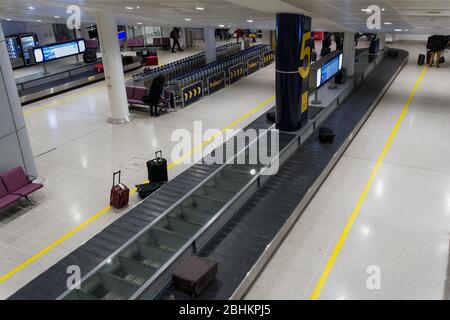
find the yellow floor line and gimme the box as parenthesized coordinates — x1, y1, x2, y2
(309, 66, 427, 300)
(0, 95, 275, 284)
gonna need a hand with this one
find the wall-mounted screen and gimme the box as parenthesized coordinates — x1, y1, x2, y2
(77, 39, 86, 53)
(316, 53, 343, 88)
(118, 31, 126, 41)
(32, 39, 86, 63)
(33, 48, 44, 63)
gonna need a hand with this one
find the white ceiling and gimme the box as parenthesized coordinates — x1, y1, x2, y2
(0, 0, 449, 34)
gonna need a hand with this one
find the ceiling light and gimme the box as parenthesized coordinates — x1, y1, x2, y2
(219, 24, 225, 27)
(137, 22, 142, 25)
(246, 19, 254, 23)
(6, 18, 12, 21)
(36, 19, 42, 22)
(125, 6, 134, 10)
(136, 6, 140, 9)
(185, 18, 191, 21)
(384, 22, 392, 25)
(28, 6, 35, 10)
(54, 15, 60, 18)
(382, 8, 385, 11)
(196, 7, 204, 11)
(394, 29, 402, 32)
(404, 29, 409, 32)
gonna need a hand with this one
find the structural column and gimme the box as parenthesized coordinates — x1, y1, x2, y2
(0, 23, 37, 176)
(96, 11, 132, 124)
(343, 31, 356, 77)
(377, 33, 386, 50)
(275, 13, 312, 132)
(204, 27, 217, 64)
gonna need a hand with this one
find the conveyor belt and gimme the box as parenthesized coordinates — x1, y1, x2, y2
(156, 49, 409, 300)
(9, 48, 407, 300)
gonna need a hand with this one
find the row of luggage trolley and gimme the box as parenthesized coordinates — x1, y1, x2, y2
(167, 44, 275, 108)
(131, 42, 241, 88)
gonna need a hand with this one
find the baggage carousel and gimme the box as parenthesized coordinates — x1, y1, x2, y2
(16, 57, 142, 105)
(9, 48, 408, 300)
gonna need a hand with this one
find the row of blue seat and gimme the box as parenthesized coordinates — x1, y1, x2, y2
(168, 44, 271, 98)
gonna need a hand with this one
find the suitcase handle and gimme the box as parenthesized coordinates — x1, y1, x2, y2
(155, 150, 162, 159)
(113, 171, 121, 187)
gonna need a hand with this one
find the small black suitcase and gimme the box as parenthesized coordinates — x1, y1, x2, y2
(147, 151, 168, 183)
(136, 182, 164, 199)
(418, 54, 425, 66)
(319, 127, 335, 143)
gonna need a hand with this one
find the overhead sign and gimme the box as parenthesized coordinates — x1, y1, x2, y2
(229, 63, 244, 84)
(33, 39, 86, 64)
(183, 81, 203, 107)
(207, 72, 226, 95)
(262, 50, 275, 67)
(247, 56, 260, 75)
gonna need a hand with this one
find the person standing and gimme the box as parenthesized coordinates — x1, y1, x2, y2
(170, 27, 183, 53)
(234, 29, 244, 43)
(148, 75, 166, 117)
(427, 35, 446, 68)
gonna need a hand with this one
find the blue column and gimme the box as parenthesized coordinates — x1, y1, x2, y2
(275, 13, 312, 132)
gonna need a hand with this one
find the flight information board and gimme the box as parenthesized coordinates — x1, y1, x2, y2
(316, 53, 343, 88)
(33, 39, 86, 63)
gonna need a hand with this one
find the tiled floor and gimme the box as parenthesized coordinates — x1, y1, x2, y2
(0, 41, 275, 299)
(246, 42, 450, 300)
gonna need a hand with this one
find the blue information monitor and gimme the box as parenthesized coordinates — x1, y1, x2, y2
(33, 39, 86, 63)
(316, 53, 343, 88)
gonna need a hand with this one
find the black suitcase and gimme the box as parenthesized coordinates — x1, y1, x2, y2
(319, 127, 335, 143)
(147, 151, 168, 183)
(418, 54, 425, 66)
(388, 50, 399, 58)
(136, 182, 164, 199)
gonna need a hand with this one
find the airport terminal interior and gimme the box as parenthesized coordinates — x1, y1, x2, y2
(0, 0, 449, 302)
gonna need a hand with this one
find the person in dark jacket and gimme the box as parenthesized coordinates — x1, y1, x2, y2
(170, 27, 183, 53)
(148, 75, 166, 117)
(427, 35, 446, 67)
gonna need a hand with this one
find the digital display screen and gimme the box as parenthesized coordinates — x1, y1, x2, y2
(43, 41, 79, 60)
(34, 39, 86, 63)
(34, 48, 44, 63)
(77, 39, 86, 53)
(317, 53, 343, 88)
(118, 31, 126, 40)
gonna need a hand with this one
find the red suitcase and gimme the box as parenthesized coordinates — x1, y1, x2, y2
(144, 56, 159, 66)
(110, 171, 129, 209)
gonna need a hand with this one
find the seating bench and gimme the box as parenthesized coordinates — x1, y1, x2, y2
(126, 86, 149, 107)
(0, 166, 43, 208)
(0, 180, 21, 209)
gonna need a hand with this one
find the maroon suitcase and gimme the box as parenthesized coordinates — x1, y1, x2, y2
(172, 256, 218, 296)
(110, 171, 129, 209)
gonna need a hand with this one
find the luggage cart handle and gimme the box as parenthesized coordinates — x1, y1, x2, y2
(155, 151, 163, 158)
(113, 170, 121, 186)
